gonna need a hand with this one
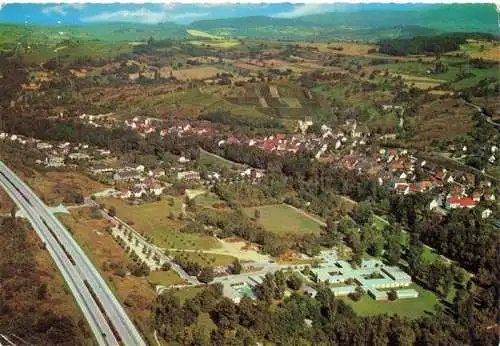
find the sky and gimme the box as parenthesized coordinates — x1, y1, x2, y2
(0, 3, 439, 25)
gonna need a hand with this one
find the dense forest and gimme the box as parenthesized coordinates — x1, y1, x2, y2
(0, 217, 88, 344)
(378, 32, 498, 56)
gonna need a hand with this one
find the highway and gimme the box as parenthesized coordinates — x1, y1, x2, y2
(0, 161, 145, 346)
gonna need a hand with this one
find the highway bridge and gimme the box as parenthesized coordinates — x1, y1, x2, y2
(0, 161, 145, 346)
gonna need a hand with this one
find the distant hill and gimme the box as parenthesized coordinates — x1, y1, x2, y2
(190, 4, 498, 41)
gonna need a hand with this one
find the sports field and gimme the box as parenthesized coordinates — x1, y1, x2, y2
(243, 204, 323, 235)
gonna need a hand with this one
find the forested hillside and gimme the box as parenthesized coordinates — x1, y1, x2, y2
(0, 217, 90, 344)
(190, 3, 498, 40)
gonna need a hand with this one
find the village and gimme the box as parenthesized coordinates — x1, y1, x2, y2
(0, 111, 496, 308)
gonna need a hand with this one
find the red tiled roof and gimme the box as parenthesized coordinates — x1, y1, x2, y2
(410, 183, 422, 193)
(396, 184, 409, 191)
(447, 196, 476, 207)
(434, 171, 446, 180)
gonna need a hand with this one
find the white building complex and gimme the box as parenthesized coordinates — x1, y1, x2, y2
(312, 256, 418, 301)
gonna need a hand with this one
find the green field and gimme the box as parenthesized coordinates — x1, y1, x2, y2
(148, 270, 185, 287)
(187, 29, 239, 48)
(198, 148, 248, 171)
(243, 204, 323, 235)
(194, 192, 226, 208)
(171, 250, 236, 267)
(187, 29, 224, 40)
(281, 97, 303, 108)
(99, 197, 220, 250)
(339, 284, 439, 319)
(172, 285, 206, 303)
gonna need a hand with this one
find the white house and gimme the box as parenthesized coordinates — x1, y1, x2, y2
(178, 156, 190, 164)
(429, 198, 440, 210)
(481, 209, 492, 219)
(45, 155, 65, 168)
(68, 152, 90, 160)
(36, 142, 53, 150)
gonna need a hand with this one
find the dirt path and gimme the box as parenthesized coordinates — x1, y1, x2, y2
(168, 238, 272, 262)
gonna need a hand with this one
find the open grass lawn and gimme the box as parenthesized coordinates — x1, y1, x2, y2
(451, 67, 499, 89)
(148, 270, 184, 287)
(28, 171, 107, 205)
(187, 29, 223, 40)
(171, 250, 236, 267)
(190, 40, 240, 48)
(457, 40, 500, 61)
(281, 97, 303, 108)
(243, 204, 323, 235)
(99, 197, 221, 250)
(486, 165, 500, 180)
(199, 148, 248, 170)
(187, 29, 239, 48)
(172, 285, 206, 303)
(194, 192, 226, 208)
(339, 284, 439, 319)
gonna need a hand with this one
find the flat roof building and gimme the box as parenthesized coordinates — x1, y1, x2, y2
(311, 255, 416, 302)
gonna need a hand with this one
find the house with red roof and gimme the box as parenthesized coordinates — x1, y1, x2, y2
(446, 196, 477, 209)
(395, 183, 410, 195)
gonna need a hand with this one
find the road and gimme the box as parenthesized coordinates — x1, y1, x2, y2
(460, 98, 500, 127)
(0, 334, 16, 346)
(0, 161, 145, 346)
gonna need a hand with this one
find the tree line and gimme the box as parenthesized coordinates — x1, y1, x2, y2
(378, 32, 497, 56)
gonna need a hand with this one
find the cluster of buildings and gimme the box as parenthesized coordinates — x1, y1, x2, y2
(124, 117, 216, 138)
(311, 252, 418, 301)
(78, 113, 115, 128)
(216, 120, 370, 160)
(118, 115, 497, 217)
(0, 132, 112, 169)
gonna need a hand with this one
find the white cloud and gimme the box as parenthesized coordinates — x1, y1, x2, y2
(82, 8, 169, 24)
(172, 12, 210, 20)
(41, 4, 85, 16)
(273, 4, 329, 18)
(42, 5, 68, 16)
(69, 4, 86, 10)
